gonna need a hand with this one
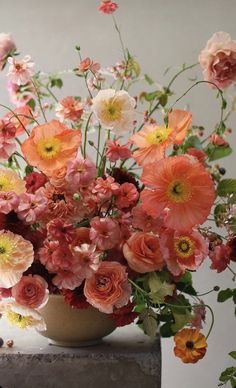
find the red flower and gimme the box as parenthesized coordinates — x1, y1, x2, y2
(24, 172, 47, 193)
(209, 244, 231, 272)
(61, 288, 89, 309)
(98, 1, 118, 14)
(226, 235, 236, 262)
(108, 301, 138, 327)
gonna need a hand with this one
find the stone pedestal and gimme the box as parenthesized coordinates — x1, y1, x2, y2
(0, 323, 161, 388)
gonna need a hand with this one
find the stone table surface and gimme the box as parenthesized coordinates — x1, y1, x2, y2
(0, 322, 161, 388)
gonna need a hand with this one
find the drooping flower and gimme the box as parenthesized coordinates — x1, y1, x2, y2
(160, 229, 209, 276)
(174, 328, 207, 363)
(0, 119, 16, 161)
(7, 55, 35, 86)
(90, 216, 121, 250)
(209, 244, 231, 272)
(24, 172, 47, 193)
(21, 120, 82, 174)
(0, 300, 46, 330)
(115, 182, 139, 209)
(0, 230, 34, 288)
(78, 57, 101, 73)
(16, 190, 48, 224)
(66, 156, 97, 188)
(84, 261, 131, 314)
(141, 156, 215, 231)
(0, 168, 26, 195)
(123, 232, 165, 273)
(12, 275, 48, 309)
(199, 31, 236, 89)
(130, 110, 192, 166)
(4, 105, 33, 135)
(73, 243, 101, 279)
(92, 89, 136, 134)
(98, 1, 118, 14)
(0, 191, 19, 214)
(0, 33, 16, 70)
(55, 96, 83, 122)
(105, 139, 132, 162)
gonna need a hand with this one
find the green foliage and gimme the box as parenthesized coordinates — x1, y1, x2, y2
(175, 271, 197, 296)
(217, 289, 234, 303)
(49, 77, 63, 89)
(183, 135, 203, 151)
(138, 308, 158, 338)
(218, 352, 236, 387)
(217, 179, 236, 197)
(205, 143, 232, 162)
(148, 272, 175, 303)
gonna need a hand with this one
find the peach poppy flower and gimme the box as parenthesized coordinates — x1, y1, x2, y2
(12, 275, 49, 309)
(123, 232, 165, 273)
(174, 328, 207, 363)
(84, 261, 131, 314)
(0, 300, 46, 330)
(0, 168, 26, 195)
(140, 155, 215, 231)
(130, 110, 192, 166)
(0, 230, 34, 288)
(21, 120, 82, 174)
(4, 106, 32, 135)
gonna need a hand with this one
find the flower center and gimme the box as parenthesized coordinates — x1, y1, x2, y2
(146, 126, 172, 145)
(186, 340, 194, 350)
(0, 175, 13, 192)
(6, 311, 34, 329)
(174, 236, 194, 258)
(167, 180, 192, 203)
(96, 275, 110, 289)
(37, 137, 61, 159)
(0, 235, 15, 263)
(102, 99, 122, 122)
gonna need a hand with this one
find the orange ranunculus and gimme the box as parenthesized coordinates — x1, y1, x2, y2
(174, 328, 207, 363)
(129, 110, 192, 166)
(84, 261, 131, 314)
(4, 106, 32, 135)
(123, 232, 165, 273)
(140, 155, 215, 232)
(21, 120, 82, 174)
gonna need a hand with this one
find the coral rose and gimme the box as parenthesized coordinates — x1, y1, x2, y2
(21, 120, 82, 174)
(84, 261, 131, 313)
(12, 275, 49, 309)
(123, 232, 165, 273)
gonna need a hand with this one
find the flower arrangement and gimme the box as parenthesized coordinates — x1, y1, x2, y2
(0, 0, 235, 371)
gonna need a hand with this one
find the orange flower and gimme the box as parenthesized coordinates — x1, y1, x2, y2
(174, 328, 207, 363)
(21, 120, 81, 174)
(130, 110, 192, 166)
(140, 155, 215, 231)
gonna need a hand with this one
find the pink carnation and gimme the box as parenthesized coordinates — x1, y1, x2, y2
(0, 33, 16, 71)
(90, 216, 121, 250)
(92, 176, 120, 202)
(12, 275, 48, 309)
(115, 182, 139, 209)
(55, 96, 83, 122)
(0, 119, 16, 161)
(0, 191, 19, 214)
(66, 156, 97, 188)
(7, 55, 35, 86)
(79, 57, 101, 73)
(73, 243, 101, 279)
(17, 190, 48, 224)
(47, 218, 76, 243)
(106, 140, 132, 162)
(98, 1, 118, 14)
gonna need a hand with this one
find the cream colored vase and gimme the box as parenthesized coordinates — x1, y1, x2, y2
(37, 295, 116, 347)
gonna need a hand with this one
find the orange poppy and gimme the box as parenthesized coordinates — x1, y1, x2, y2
(174, 328, 207, 363)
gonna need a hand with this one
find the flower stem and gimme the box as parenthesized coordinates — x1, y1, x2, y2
(31, 78, 47, 122)
(83, 112, 93, 158)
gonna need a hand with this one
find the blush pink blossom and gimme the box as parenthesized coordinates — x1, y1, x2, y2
(12, 275, 48, 309)
(0, 119, 16, 161)
(0, 191, 19, 214)
(92, 176, 120, 201)
(209, 244, 231, 272)
(98, 1, 118, 14)
(106, 140, 132, 162)
(55, 96, 83, 122)
(191, 302, 206, 329)
(7, 81, 35, 108)
(73, 243, 101, 279)
(52, 271, 83, 290)
(90, 216, 121, 250)
(47, 218, 76, 243)
(78, 57, 101, 72)
(115, 182, 139, 209)
(39, 240, 74, 273)
(16, 190, 48, 224)
(66, 156, 97, 188)
(0, 33, 16, 70)
(199, 31, 236, 89)
(131, 204, 163, 233)
(210, 134, 229, 147)
(7, 55, 35, 86)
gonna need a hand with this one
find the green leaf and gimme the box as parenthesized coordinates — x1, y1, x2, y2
(229, 352, 236, 360)
(144, 74, 155, 85)
(148, 272, 175, 303)
(217, 288, 233, 302)
(140, 308, 158, 338)
(231, 377, 236, 388)
(233, 290, 236, 304)
(217, 179, 236, 197)
(171, 310, 192, 332)
(205, 144, 232, 162)
(184, 135, 202, 150)
(25, 165, 34, 175)
(214, 204, 227, 227)
(50, 77, 63, 89)
(159, 93, 168, 107)
(27, 98, 36, 111)
(160, 322, 175, 338)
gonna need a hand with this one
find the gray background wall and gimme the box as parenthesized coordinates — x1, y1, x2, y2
(0, 1, 235, 387)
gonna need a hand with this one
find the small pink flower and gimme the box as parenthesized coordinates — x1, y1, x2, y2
(98, 0, 118, 14)
(0, 119, 16, 161)
(17, 190, 48, 224)
(0, 33, 16, 71)
(90, 216, 121, 250)
(39, 240, 74, 273)
(115, 182, 139, 209)
(131, 204, 163, 233)
(106, 140, 132, 162)
(7, 81, 35, 108)
(7, 55, 35, 86)
(209, 244, 231, 272)
(0, 191, 19, 214)
(66, 156, 97, 188)
(52, 271, 83, 290)
(92, 176, 120, 202)
(191, 302, 206, 329)
(78, 57, 101, 73)
(12, 275, 48, 309)
(55, 96, 83, 122)
(47, 218, 76, 243)
(209, 134, 229, 147)
(24, 172, 47, 194)
(73, 243, 101, 279)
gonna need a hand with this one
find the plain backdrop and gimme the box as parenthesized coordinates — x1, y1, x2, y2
(0, 1, 236, 387)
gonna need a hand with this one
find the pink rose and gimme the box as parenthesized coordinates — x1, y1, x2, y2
(199, 31, 236, 89)
(12, 275, 48, 309)
(0, 33, 16, 71)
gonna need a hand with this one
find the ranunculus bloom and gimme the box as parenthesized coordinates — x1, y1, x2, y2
(141, 156, 215, 231)
(98, 1, 118, 14)
(90, 216, 121, 250)
(78, 57, 101, 72)
(0, 33, 16, 70)
(0, 300, 46, 330)
(0, 119, 16, 161)
(115, 182, 139, 209)
(92, 89, 136, 134)
(84, 261, 131, 314)
(4, 105, 33, 135)
(209, 244, 231, 272)
(21, 120, 82, 174)
(24, 172, 47, 193)
(106, 139, 132, 162)
(66, 156, 97, 188)
(0, 191, 19, 214)
(130, 110, 192, 166)
(199, 31, 236, 89)
(7, 55, 35, 86)
(160, 229, 209, 276)
(123, 232, 165, 273)
(0, 168, 26, 195)
(12, 275, 48, 309)
(16, 190, 48, 224)
(174, 329, 207, 363)
(0, 230, 34, 288)
(131, 204, 163, 233)
(55, 96, 83, 122)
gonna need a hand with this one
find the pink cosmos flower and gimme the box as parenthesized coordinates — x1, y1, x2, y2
(73, 243, 101, 279)
(47, 218, 76, 243)
(98, 1, 118, 14)
(106, 140, 132, 162)
(17, 190, 48, 224)
(0, 33, 16, 70)
(7, 55, 35, 86)
(209, 134, 229, 147)
(12, 275, 49, 309)
(66, 156, 97, 188)
(92, 176, 120, 202)
(55, 96, 83, 122)
(199, 31, 236, 89)
(7, 81, 35, 108)
(209, 244, 231, 272)
(115, 182, 139, 209)
(52, 270, 83, 290)
(90, 216, 121, 250)
(78, 57, 101, 72)
(131, 204, 163, 233)
(0, 191, 19, 214)
(0, 119, 16, 161)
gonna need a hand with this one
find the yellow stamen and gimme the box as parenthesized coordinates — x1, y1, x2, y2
(146, 126, 172, 145)
(6, 311, 34, 329)
(0, 235, 15, 263)
(167, 180, 192, 203)
(101, 99, 122, 122)
(37, 137, 61, 159)
(174, 236, 194, 258)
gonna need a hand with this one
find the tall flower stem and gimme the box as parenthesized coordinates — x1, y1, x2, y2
(83, 112, 93, 158)
(31, 78, 47, 122)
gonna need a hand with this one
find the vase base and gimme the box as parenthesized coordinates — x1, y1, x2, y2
(48, 338, 102, 347)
